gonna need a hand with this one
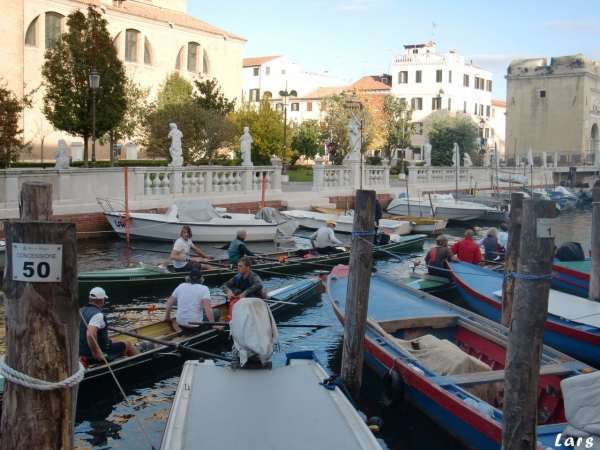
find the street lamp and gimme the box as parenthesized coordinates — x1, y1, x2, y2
(399, 109, 408, 180)
(279, 83, 297, 176)
(89, 68, 100, 168)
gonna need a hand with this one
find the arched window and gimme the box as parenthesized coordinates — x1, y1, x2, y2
(25, 16, 38, 46)
(144, 38, 152, 65)
(45, 12, 64, 48)
(187, 42, 199, 72)
(125, 29, 140, 62)
(203, 49, 210, 74)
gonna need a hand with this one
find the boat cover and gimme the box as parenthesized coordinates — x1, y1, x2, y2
(174, 201, 222, 222)
(556, 241, 585, 262)
(560, 370, 600, 440)
(230, 297, 278, 366)
(255, 207, 298, 238)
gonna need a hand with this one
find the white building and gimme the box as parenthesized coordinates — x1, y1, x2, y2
(489, 99, 507, 158)
(390, 42, 494, 148)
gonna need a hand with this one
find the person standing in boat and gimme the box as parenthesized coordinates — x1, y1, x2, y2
(450, 230, 482, 264)
(165, 268, 223, 334)
(171, 225, 215, 272)
(222, 256, 266, 300)
(79, 287, 141, 365)
(309, 219, 351, 255)
(225, 228, 257, 267)
(425, 235, 460, 278)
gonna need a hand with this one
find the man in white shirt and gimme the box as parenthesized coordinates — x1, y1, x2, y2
(498, 223, 509, 249)
(165, 269, 223, 334)
(309, 219, 351, 255)
(170, 225, 215, 272)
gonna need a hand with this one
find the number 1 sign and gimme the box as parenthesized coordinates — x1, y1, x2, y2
(536, 218, 556, 238)
(12, 243, 63, 282)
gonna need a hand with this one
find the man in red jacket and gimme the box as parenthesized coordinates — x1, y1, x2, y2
(450, 230, 482, 264)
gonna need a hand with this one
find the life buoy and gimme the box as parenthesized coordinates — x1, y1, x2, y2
(381, 368, 403, 407)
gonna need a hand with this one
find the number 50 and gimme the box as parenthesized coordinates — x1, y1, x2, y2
(23, 261, 51, 278)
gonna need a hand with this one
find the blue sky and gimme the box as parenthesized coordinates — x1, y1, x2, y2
(190, 0, 600, 101)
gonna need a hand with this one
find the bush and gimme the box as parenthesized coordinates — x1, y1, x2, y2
(366, 156, 382, 166)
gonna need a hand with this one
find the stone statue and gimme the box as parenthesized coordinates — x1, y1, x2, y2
(423, 144, 432, 167)
(240, 126, 253, 166)
(542, 151, 548, 167)
(168, 123, 184, 167)
(463, 153, 473, 167)
(346, 111, 361, 161)
(526, 148, 534, 167)
(483, 152, 491, 167)
(493, 148, 500, 168)
(452, 143, 460, 167)
(54, 139, 70, 169)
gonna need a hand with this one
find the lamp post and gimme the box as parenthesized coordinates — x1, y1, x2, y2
(479, 117, 485, 165)
(399, 109, 408, 180)
(279, 83, 297, 176)
(89, 68, 100, 168)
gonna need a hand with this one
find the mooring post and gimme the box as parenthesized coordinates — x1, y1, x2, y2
(590, 180, 600, 302)
(501, 192, 524, 326)
(0, 182, 78, 450)
(341, 189, 375, 401)
(501, 199, 556, 450)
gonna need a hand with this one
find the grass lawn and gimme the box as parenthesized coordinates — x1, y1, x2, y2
(288, 169, 313, 182)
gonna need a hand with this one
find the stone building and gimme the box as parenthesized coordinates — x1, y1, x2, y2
(506, 54, 600, 164)
(3, 0, 245, 161)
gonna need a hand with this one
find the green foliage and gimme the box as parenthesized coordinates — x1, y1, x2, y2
(42, 6, 127, 166)
(382, 96, 415, 160)
(201, 113, 237, 163)
(156, 72, 193, 108)
(287, 168, 313, 182)
(366, 155, 382, 166)
(192, 78, 236, 115)
(423, 111, 479, 166)
(0, 82, 32, 168)
(105, 77, 152, 144)
(290, 119, 321, 167)
(320, 94, 350, 165)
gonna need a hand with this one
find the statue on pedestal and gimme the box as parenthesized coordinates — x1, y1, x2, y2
(526, 148, 534, 167)
(54, 139, 70, 169)
(240, 126, 253, 166)
(463, 153, 473, 167)
(483, 153, 491, 167)
(168, 123, 184, 167)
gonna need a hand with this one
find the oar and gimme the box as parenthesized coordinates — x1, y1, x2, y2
(190, 322, 332, 329)
(107, 326, 236, 362)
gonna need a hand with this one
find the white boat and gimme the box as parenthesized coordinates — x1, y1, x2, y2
(99, 198, 281, 242)
(281, 209, 412, 235)
(387, 194, 496, 222)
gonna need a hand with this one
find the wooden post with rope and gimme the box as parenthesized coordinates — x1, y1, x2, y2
(0, 181, 79, 450)
(590, 179, 600, 302)
(341, 189, 375, 401)
(501, 192, 524, 326)
(501, 199, 555, 450)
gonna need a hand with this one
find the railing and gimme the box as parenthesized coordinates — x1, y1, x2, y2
(311, 157, 391, 192)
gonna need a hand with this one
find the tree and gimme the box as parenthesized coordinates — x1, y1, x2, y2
(42, 6, 127, 167)
(382, 96, 416, 161)
(31, 118, 55, 163)
(193, 78, 236, 115)
(106, 77, 151, 145)
(156, 72, 194, 108)
(290, 119, 321, 167)
(199, 113, 237, 164)
(0, 82, 32, 168)
(424, 111, 479, 166)
(320, 94, 351, 165)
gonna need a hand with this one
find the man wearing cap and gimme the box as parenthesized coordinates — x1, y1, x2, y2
(79, 287, 141, 364)
(309, 219, 351, 255)
(165, 268, 223, 334)
(425, 235, 460, 278)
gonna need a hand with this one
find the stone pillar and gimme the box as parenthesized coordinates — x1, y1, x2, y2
(5, 172, 19, 207)
(346, 159, 361, 189)
(240, 167, 254, 191)
(170, 167, 182, 194)
(126, 142, 138, 160)
(408, 165, 417, 184)
(70, 142, 83, 161)
(270, 157, 282, 190)
(312, 157, 325, 192)
(58, 172, 71, 201)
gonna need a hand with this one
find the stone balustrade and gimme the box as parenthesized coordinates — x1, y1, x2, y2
(311, 156, 391, 194)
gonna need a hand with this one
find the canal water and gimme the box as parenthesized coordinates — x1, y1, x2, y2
(0, 208, 594, 450)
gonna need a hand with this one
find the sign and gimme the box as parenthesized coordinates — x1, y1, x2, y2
(12, 243, 62, 282)
(536, 218, 556, 238)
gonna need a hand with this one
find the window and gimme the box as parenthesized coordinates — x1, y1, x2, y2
(415, 70, 422, 83)
(275, 103, 283, 111)
(125, 29, 139, 62)
(306, 102, 313, 112)
(187, 42, 199, 71)
(45, 12, 63, 48)
(411, 98, 423, 110)
(412, 49, 418, 54)
(449, 70, 453, 83)
(203, 50, 209, 74)
(382, 77, 388, 83)
(432, 97, 441, 110)
(492, 108, 496, 118)
(436, 70, 442, 82)
(144, 38, 152, 65)
(464, 101, 467, 113)
(398, 71, 408, 83)
(415, 123, 423, 135)
(249, 89, 260, 102)
(474, 103, 478, 115)
(486, 105, 490, 117)
(253, 67, 259, 76)
(448, 98, 452, 111)
(479, 104, 484, 116)
(266, 67, 270, 75)
(540, 90, 546, 98)
(25, 17, 38, 46)
(486, 80, 492, 92)
(463, 74, 469, 87)
(475, 77, 482, 90)
(291, 103, 300, 111)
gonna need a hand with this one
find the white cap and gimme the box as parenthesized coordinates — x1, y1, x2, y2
(89, 287, 108, 300)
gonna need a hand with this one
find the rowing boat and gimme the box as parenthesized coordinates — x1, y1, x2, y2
(78, 234, 427, 299)
(327, 265, 595, 450)
(552, 260, 590, 298)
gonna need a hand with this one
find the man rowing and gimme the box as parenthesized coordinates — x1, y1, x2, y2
(225, 228, 258, 266)
(171, 225, 215, 272)
(222, 256, 267, 300)
(309, 219, 351, 255)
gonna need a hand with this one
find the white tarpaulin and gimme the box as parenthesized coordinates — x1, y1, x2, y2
(255, 207, 298, 238)
(175, 201, 222, 222)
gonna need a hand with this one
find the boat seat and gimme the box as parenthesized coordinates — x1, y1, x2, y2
(429, 361, 589, 387)
(377, 315, 459, 334)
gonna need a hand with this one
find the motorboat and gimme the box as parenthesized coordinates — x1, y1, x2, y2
(387, 194, 497, 222)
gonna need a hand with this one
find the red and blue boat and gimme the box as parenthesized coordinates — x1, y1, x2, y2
(449, 261, 600, 366)
(552, 260, 590, 298)
(327, 265, 592, 450)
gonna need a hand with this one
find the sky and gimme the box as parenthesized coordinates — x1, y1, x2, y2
(189, 0, 600, 102)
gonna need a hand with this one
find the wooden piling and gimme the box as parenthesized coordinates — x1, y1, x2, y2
(590, 180, 600, 302)
(501, 199, 556, 450)
(501, 193, 524, 326)
(0, 182, 78, 450)
(341, 189, 375, 401)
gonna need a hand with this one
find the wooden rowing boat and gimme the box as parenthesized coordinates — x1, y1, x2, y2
(327, 265, 595, 450)
(552, 260, 590, 298)
(78, 234, 427, 299)
(285, 209, 412, 235)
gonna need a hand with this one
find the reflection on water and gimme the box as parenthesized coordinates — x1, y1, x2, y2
(0, 209, 593, 449)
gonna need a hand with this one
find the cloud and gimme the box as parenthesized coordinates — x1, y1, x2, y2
(537, 19, 600, 34)
(338, 0, 391, 11)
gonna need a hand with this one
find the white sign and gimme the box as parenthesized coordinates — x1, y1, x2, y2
(536, 218, 556, 238)
(12, 243, 62, 282)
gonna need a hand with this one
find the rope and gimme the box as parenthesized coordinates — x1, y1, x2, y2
(0, 354, 85, 390)
(505, 272, 554, 280)
(351, 230, 376, 237)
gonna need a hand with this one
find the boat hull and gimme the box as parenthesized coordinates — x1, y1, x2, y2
(552, 261, 590, 298)
(282, 210, 412, 235)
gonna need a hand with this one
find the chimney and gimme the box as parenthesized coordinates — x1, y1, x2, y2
(324, 70, 329, 77)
